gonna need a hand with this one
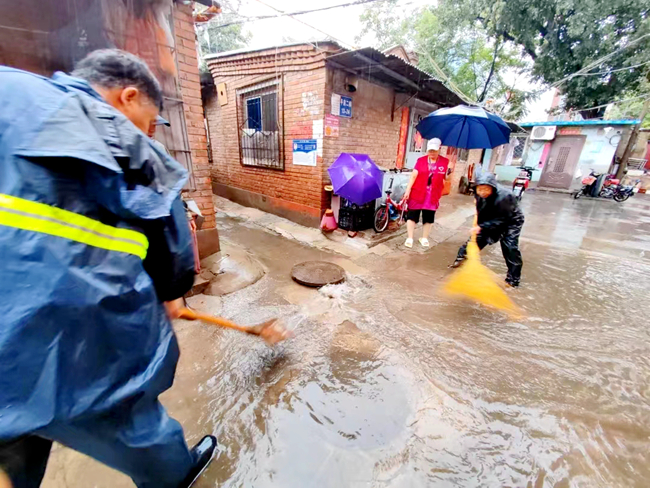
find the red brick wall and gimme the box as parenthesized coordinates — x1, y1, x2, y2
(173, 4, 216, 229)
(206, 44, 416, 224)
(0, 31, 51, 75)
(206, 45, 333, 223)
(323, 71, 404, 172)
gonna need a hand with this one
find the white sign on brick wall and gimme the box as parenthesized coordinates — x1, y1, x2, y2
(312, 119, 324, 157)
(293, 139, 318, 166)
(302, 92, 320, 116)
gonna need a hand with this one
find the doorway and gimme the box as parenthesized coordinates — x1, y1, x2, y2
(539, 135, 586, 189)
(404, 108, 429, 169)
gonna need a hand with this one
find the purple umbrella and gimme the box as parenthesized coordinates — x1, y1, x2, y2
(328, 153, 383, 206)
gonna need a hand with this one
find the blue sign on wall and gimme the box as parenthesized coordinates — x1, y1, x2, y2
(331, 93, 353, 118)
(340, 96, 352, 118)
(293, 139, 318, 166)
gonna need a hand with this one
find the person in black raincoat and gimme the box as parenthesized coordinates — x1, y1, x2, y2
(0, 50, 216, 488)
(451, 173, 525, 287)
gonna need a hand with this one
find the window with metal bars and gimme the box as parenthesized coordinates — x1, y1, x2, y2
(238, 81, 283, 170)
(512, 136, 527, 161)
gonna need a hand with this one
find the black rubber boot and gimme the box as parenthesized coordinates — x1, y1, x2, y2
(178, 435, 217, 488)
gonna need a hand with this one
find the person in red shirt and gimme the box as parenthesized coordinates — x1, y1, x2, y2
(404, 138, 449, 248)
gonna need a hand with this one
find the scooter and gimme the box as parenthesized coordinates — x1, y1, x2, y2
(599, 179, 639, 202)
(574, 170, 600, 199)
(512, 166, 535, 201)
(574, 170, 638, 203)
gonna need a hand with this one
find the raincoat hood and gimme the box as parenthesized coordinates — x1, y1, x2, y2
(10, 69, 187, 220)
(475, 173, 499, 189)
(473, 172, 524, 237)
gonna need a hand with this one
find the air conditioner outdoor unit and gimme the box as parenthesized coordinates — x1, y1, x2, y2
(530, 125, 557, 141)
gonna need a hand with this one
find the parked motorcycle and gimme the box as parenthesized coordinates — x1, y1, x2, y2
(512, 166, 535, 201)
(574, 170, 601, 199)
(599, 179, 639, 202)
(574, 170, 638, 202)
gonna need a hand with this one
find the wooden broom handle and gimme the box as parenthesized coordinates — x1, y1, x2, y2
(471, 214, 478, 243)
(178, 308, 260, 336)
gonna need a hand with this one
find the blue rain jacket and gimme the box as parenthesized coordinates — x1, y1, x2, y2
(0, 67, 196, 440)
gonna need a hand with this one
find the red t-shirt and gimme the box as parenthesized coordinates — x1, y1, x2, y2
(409, 155, 449, 211)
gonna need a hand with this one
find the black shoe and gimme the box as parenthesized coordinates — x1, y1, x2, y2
(505, 279, 520, 288)
(178, 435, 217, 488)
(448, 259, 464, 269)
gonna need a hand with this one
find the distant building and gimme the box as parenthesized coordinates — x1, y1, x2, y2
(497, 120, 642, 190)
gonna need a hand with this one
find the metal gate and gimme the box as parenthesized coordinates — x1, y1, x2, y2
(539, 135, 586, 189)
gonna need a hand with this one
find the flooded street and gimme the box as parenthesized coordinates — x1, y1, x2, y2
(43, 192, 650, 487)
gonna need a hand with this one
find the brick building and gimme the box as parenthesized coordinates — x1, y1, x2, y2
(204, 42, 474, 227)
(0, 0, 218, 254)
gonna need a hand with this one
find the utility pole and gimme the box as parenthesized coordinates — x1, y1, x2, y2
(616, 97, 650, 179)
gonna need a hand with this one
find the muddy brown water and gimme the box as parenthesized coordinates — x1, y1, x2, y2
(42, 193, 650, 487)
(180, 193, 650, 488)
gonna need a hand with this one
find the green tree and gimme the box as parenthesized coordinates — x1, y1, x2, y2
(198, 23, 251, 56)
(605, 79, 650, 128)
(471, 0, 650, 118)
(196, 1, 251, 71)
(357, 0, 412, 49)
(357, 1, 538, 119)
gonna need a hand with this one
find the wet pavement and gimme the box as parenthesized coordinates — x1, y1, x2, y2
(43, 192, 650, 487)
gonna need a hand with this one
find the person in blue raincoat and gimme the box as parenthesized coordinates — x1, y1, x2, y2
(0, 50, 216, 488)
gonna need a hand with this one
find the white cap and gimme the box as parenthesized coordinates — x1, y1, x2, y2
(427, 138, 442, 151)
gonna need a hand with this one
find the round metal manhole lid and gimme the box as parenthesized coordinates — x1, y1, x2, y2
(291, 261, 346, 287)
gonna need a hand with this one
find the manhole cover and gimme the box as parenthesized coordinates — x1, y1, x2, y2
(291, 261, 346, 287)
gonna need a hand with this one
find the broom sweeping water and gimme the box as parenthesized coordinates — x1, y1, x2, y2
(443, 216, 521, 318)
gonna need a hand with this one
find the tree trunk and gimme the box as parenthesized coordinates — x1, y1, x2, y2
(616, 98, 650, 180)
(477, 38, 501, 103)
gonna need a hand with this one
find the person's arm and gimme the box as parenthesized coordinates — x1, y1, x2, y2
(142, 196, 196, 303)
(404, 169, 418, 199)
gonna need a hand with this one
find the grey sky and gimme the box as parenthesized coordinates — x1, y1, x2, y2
(236, 0, 429, 49)
(227, 0, 551, 121)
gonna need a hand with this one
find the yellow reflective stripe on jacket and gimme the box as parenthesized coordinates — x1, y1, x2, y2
(0, 194, 148, 259)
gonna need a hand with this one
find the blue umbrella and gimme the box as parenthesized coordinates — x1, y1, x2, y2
(416, 105, 511, 149)
(328, 153, 383, 206)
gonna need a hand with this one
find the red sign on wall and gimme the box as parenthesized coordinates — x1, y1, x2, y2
(324, 114, 339, 137)
(396, 107, 410, 169)
(558, 127, 582, 135)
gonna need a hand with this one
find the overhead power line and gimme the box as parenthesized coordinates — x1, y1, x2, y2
(573, 59, 650, 78)
(209, 0, 387, 30)
(575, 93, 650, 113)
(551, 32, 650, 88)
(414, 45, 475, 105)
(249, 0, 359, 49)
(203, 0, 476, 108)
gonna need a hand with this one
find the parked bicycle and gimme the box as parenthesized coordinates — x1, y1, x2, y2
(373, 175, 408, 233)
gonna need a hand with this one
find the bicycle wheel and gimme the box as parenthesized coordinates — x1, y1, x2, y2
(373, 206, 389, 233)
